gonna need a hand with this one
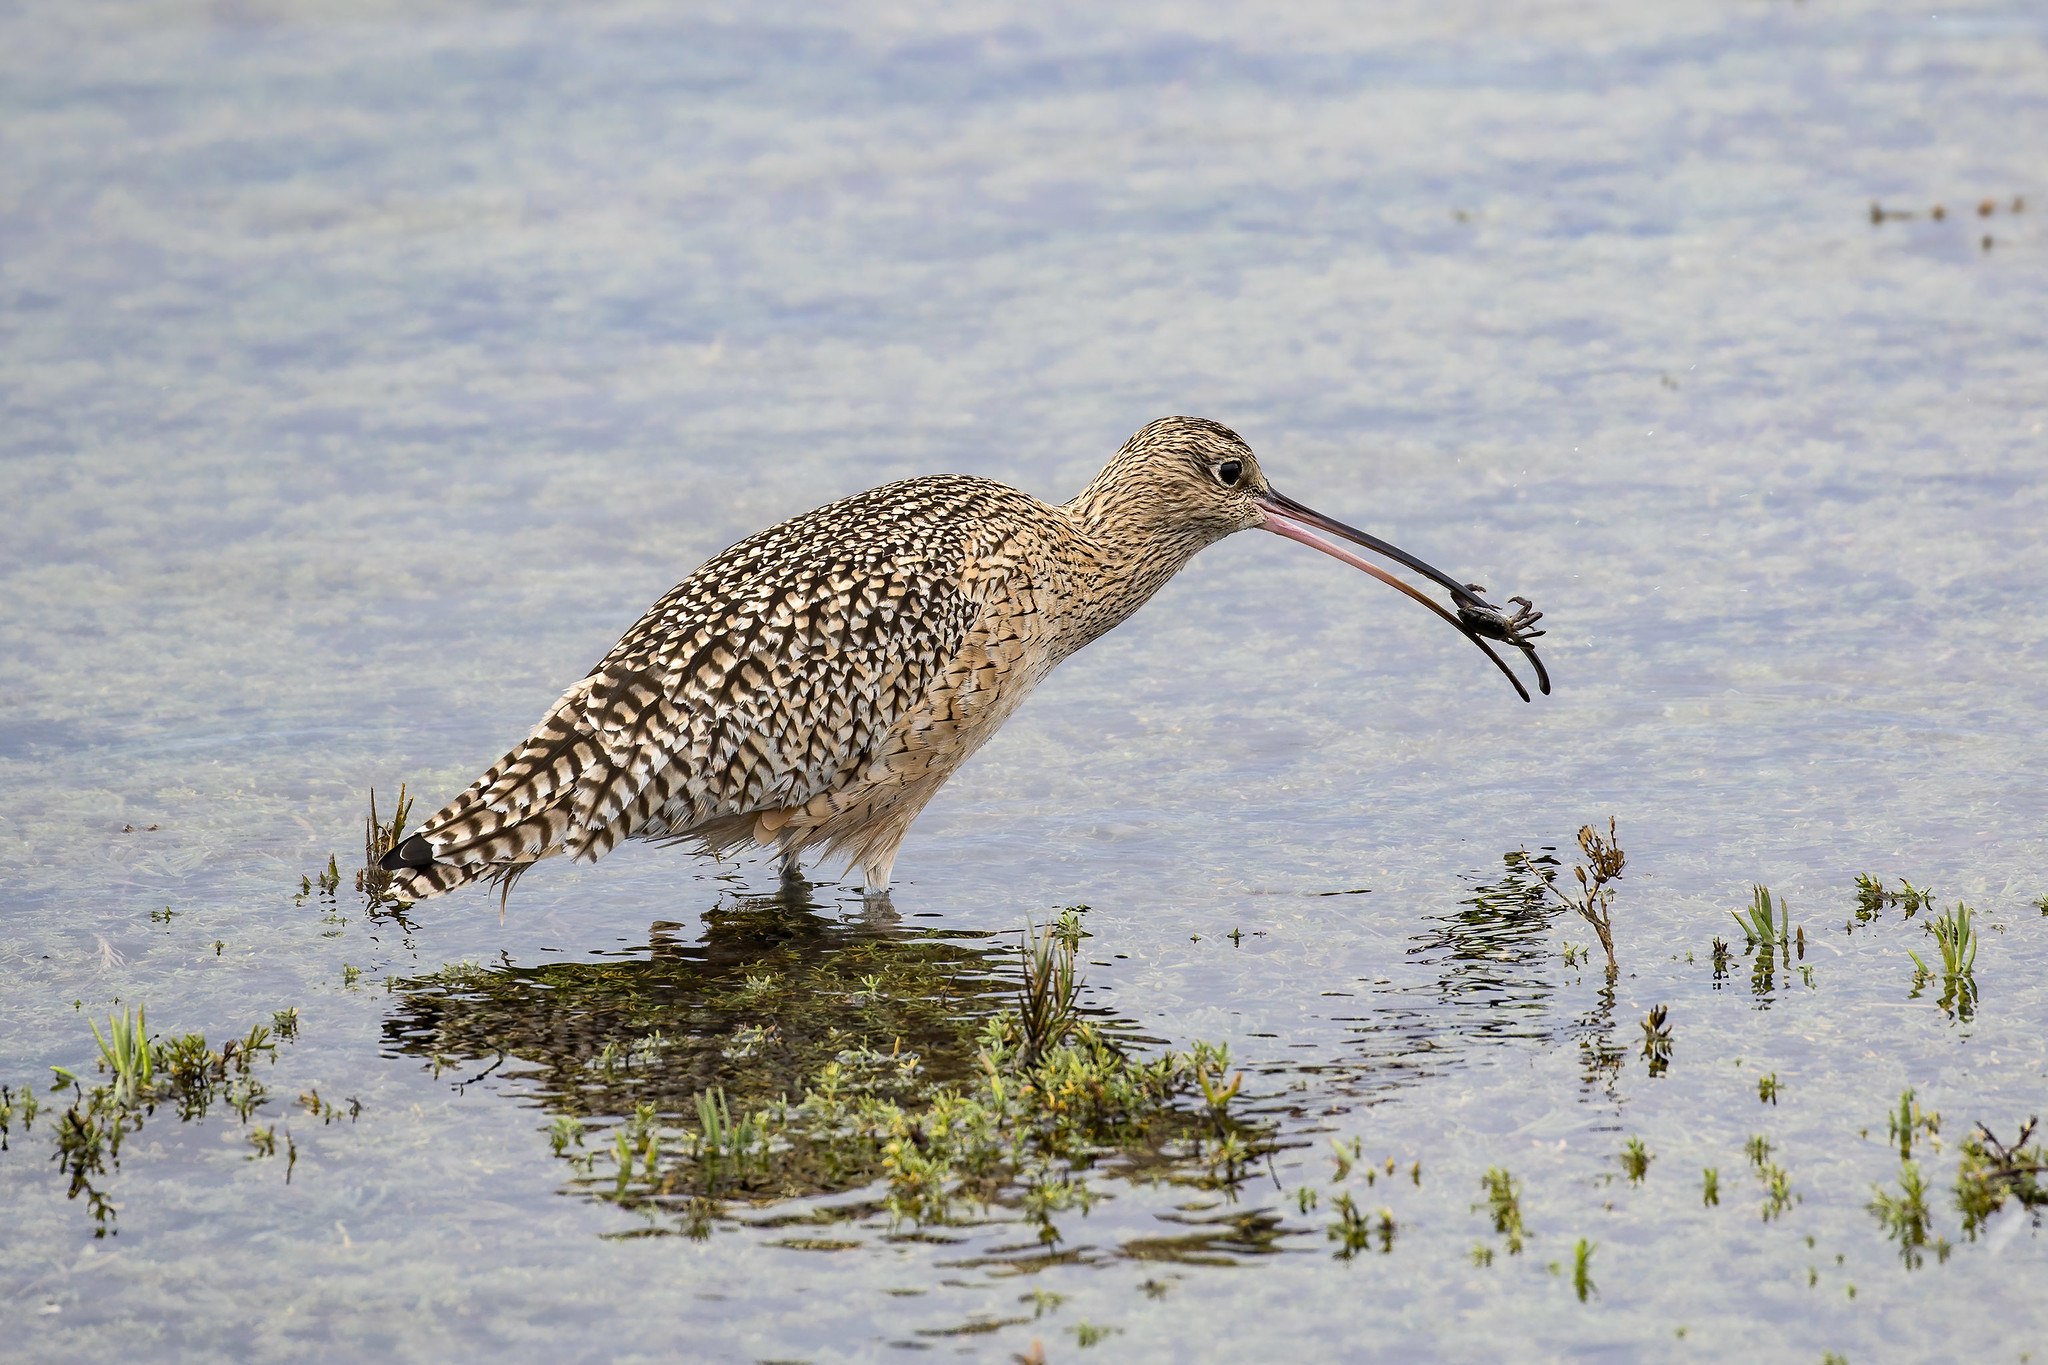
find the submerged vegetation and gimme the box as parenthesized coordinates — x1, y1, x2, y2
(1729, 885, 1806, 1000)
(1854, 875, 1934, 925)
(1638, 1005, 1672, 1077)
(355, 784, 416, 910)
(5, 841, 2035, 1343)
(389, 902, 1270, 1244)
(7, 1006, 302, 1235)
(1907, 902, 1980, 1021)
(1955, 1119, 2047, 1238)
(1477, 1166, 1528, 1254)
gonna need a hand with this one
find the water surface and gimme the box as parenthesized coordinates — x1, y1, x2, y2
(3, 1, 2045, 1359)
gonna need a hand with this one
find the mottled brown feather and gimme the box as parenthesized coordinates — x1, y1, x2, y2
(388, 418, 1263, 901)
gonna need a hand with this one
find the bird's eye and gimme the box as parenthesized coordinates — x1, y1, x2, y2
(1216, 459, 1243, 487)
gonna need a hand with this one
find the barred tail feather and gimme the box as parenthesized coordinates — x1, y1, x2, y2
(379, 668, 706, 900)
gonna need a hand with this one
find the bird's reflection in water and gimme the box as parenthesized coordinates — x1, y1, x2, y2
(382, 880, 1274, 1264)
(382, 877, 1018, 1125)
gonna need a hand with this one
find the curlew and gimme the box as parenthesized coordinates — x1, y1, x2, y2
(381, 417, 1548, 901)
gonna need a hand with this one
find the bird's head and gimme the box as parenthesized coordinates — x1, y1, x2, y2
(1073, 415, 1552, 702)
(1071, 415, 1273, 544)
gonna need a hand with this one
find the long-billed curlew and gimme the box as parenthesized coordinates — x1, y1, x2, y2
(381, 417, 1547, 900)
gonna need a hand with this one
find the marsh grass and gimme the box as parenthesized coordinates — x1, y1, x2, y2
(1907, 902, 1979, 1020)
(18, 1007, 295, 1234)
(0, 1082, 41, 1152)
(355, 784, 415, 910)
(1886, 1089, 1941, 1161)
(391, 908, 1273, 1245)
(1731, 886, 1806, 999)
(1731, 886, 1790, 953)
(1855, 874, 1933, 925)
(1870, 1161, 1948, 1268)
(1477, 1167, 1528, 1254)
(1638, 1005, 1672, 1077)
(1619, 1137, 1652, 1184)
(1571, 1237, 1595, 1302)
(1326, 1191, 1396, 1258)
(1018, 912, 1083, 1063)
(1955, 1118, 2047, 1238)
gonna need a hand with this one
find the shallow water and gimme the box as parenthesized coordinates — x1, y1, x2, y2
(3, 1, 2046, 1359)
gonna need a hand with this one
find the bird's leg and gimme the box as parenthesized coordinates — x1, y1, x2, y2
(772, 849, 817, 910)
(861, 845, 898, 897)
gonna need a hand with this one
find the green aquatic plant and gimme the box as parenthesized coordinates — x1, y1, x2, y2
(1732, 886, 1804, 999)
(1955, 1118, 2046, 1239)
(1760, 1163, 1797, 1222)
(390, 906, 1275, 1244)
(27, 1010, 292, 1234)
(355, 784, 415, 909)
(298, 1088, 357, 1125)
(1639, 1005, 1672, 1076)
(1702, 1167, 1720, 1206)
(1017, 913, 1082, 1063)
(1741, 1134, 1797, 1220)
(1477, 1167, 1528, 1254)
(1856, 875, 1933, 923)
(1571, 1237, 1595, 1302)
(1758, 1072, 1782, 1105)
(88, 1006, 154, 1099)
(1326, 1192, 1395, 1259)
(549, 1113, 585, 1156)
(1329, 1135, 1359, 1182)
(296, 856, 344, 905)
(1732, 885, 1789, 952)
(1620, 1136, 1652, 1183)
(1886, 1089, 1941, 1161)
(0, 1082, 41, 1147)
(1870, 1161, 1947, 1268)
(1906, 902, 1979, 1020)
(689, 1087, 770, 1188)
(1192, 1040, 1243, 1126)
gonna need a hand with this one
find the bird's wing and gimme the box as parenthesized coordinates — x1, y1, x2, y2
(407, 477, 1013, 871)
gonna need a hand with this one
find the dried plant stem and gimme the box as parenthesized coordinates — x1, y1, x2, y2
(1539, 818, 1626, 978)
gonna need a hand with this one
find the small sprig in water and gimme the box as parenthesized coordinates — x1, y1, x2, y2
(1906, 902, 1979, 1021)
(1956, 1118, 2047, 1238)
(1639, 1005, 1672, 1077)
(356, 784, 415, 911)
(1533, 819, 1626, 977)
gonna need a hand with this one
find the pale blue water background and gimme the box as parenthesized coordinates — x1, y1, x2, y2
(2, 1, 2045, 1359)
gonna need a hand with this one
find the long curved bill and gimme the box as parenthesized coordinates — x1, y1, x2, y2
(1257, 488, 1551, 702)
